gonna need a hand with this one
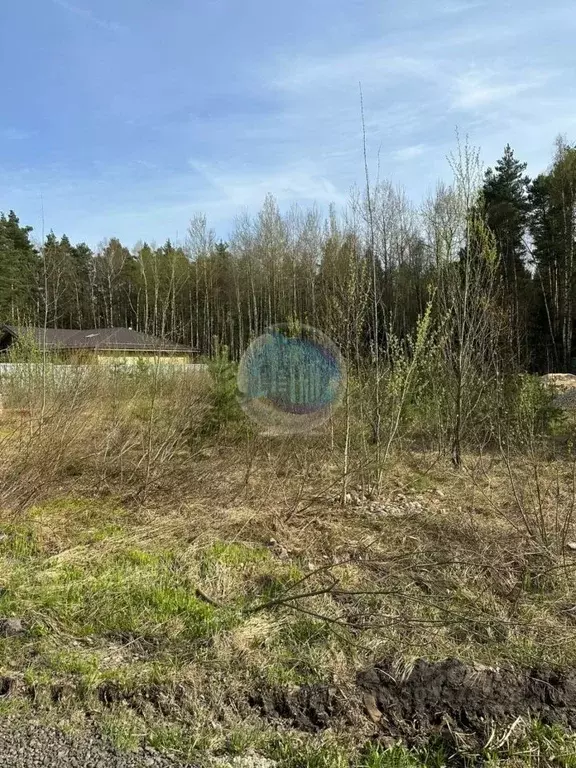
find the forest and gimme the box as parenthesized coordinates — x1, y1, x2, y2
(1, 137, 576, 373)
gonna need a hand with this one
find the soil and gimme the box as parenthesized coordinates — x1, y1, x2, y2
(541, 372, 576, 409)
(253, 658, 576, 751)
(248, 685, 345, 732)
(361, 657, 576, 751)
(358, 658, 576, 740)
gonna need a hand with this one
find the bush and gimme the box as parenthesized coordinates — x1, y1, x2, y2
(6, 330, 42, 364)
(198, 342, 245, 437)
(497, 373, 564, 447)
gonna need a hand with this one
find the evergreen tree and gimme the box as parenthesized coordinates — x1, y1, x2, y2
(0, 210, 39, 324)
(483, 145, 531, 278)
(482, 145, 532, 364)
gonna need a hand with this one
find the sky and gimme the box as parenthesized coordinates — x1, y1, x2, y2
(1, 0, 575, 249)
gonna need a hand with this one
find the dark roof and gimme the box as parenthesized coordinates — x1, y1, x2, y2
(1, 326, 195, 353)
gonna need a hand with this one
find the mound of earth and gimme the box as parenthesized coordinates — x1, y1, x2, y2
(252, 658, 576, 752)
(541, 373, 576, 391)
(357, 658, 576, 748)
(541, 373, 576, 409)
(248, 685, 345, 732)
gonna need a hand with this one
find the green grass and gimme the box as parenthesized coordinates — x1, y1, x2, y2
(203, 540, 271, 566)
(99, 705, 145, 752)
(1, 549, 229, 641)
(1, 488, 576, 767)
(359, 745, 428, 768)
(0, 502, 253, 708)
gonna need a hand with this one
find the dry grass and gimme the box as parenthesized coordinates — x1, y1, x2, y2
(1, 366, 576, 765)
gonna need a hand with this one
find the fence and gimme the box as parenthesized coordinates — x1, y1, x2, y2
(0, 363, 208, 377)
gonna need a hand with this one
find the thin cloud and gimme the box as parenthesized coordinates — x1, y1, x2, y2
(439, 0, 487, 13)
(392, 145, 427, 161)
(0, 128, 35, 141)
(271, 50, 440, 93)
(452, 69, 554, 110)
(189, 159, 346, 209)
(134, 159, 159, 171)
(51, 0, 123, 32)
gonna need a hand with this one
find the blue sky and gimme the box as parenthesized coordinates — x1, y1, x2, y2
(1, 0, 575, 249)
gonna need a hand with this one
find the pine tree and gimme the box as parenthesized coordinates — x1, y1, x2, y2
(482, 145, 532, 364)
(0, 210, 39, 324)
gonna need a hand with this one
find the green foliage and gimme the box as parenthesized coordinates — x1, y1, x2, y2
(99, 706, 144, 752)
(529, 140, 576, 371)
(369, 302, 562, 453)
(0, 135, 572, 379)
(0, 523, 39, 559)
(368, 301, 444, 447)
(203, 540, 270, 566)
(522, 722, 576, 768)
(108, 356, 155, 381)
(267, 735, 353, 768)
(6, 329, 42, 363)
(0, 542, 234, 642)
(401, 326, 453, 450)
(482, 144, 531, 284)
(134, 356, 153, 377)
(359, 745, 425, 768)
(199, 341, 245, 437)
(0, 210, 39, 323)
(498, 374, 564, 446)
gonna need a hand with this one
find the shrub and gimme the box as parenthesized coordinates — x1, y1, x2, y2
(198, 342, 245, 437)
(498, 373, 564, 447)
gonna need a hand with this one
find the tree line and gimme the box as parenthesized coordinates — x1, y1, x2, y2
(1, 137, 575, 372)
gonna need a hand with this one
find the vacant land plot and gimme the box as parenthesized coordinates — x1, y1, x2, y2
(1, 365, 576, 767)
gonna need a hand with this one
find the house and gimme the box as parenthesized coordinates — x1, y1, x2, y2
(0, 326, 196, 365)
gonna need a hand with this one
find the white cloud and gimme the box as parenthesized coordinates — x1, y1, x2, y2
(134, 159, 159, 171)
(0, 128, 35, 141)
(451, 69, 548, 110)
(270, 50, 440, 94)
(269, 43, 557, 121)
(51, 0, 123, 32)
(438, 0, 487, 13)
(189, 159, 346, 210)
(392, 144, 427, 161)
